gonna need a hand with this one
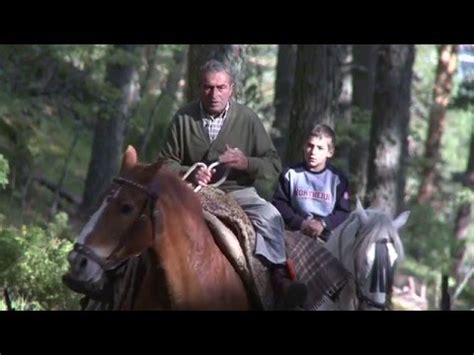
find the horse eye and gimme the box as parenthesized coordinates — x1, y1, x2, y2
(120, 204, 134, 214)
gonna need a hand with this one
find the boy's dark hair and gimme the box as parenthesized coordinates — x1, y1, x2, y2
(306, 124, 336, 152)
(199, 59, 235, 85)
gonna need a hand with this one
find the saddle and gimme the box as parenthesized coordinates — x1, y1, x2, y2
(197, 186, 274, 310)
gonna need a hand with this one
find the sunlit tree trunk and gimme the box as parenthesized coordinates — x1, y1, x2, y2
(417, 45, 459, 204)
(365, 45, 415, 216)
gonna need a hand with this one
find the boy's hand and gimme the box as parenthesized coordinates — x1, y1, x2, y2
(300, 218, 325, 238)
(219, 145, 248, 171)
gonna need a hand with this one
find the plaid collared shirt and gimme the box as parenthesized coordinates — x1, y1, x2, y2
(200, 101, 230, 142)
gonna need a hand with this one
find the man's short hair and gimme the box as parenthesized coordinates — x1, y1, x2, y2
(306, 124, 336, 152)
(199, 59, 234, 85)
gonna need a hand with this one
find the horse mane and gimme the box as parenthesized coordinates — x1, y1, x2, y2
(148, 166, 229, 307)
(153, 167, 204, 217)
(125, 160, 205, 225)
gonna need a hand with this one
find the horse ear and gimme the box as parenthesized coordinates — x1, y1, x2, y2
(392, 210, 410, 230)
(356, 197, 369, 225)
(120, 145, 138, 173)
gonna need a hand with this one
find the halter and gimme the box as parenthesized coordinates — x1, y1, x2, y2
(73, 177, 159, 273)
(353, 239, 393, 311)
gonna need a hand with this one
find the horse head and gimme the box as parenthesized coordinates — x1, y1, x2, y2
(63, 145, 249, 310)
(63, 146, 163, 302)
(325, 198, 410, 310)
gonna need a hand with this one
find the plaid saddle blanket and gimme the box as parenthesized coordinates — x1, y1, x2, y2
(285, 231, 352, 310)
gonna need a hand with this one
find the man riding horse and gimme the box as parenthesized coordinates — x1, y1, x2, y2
(159, 59, 308, 309)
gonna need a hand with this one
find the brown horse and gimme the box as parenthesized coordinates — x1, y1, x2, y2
(63, 145, 250, 310)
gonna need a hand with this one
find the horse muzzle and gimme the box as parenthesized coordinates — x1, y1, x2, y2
(62, 271, 114, 303)
(63, 246, 114, 302)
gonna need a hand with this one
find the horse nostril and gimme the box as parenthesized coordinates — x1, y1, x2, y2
(79, 257, 88, 269)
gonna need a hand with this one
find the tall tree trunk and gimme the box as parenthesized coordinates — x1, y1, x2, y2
(417, 45, 459, 204)
(80, 45, 141, 216)
(353, 45, 378, 110)
(452, 125, 474, 284)
(365, 45, 415, 216)
(440, 274, 451, 310)
(271, 44, 297, 158)
(285, 45, 344, 165)
(350, 45, 378, 201)
(186, 45, 246, 102)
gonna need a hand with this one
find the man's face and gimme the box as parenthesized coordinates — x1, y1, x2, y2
(200, 71, 233, 116)
(304, 135, 334, 172)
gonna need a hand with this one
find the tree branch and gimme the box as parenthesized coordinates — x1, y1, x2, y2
(33, 176, 81, 205)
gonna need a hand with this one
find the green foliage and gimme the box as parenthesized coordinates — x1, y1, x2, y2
(0, 45, 99, 222)
(335, 106, 371, 152)
(402, 45, 474, 308)
(126, 45, 189, 162)
(456, 186, 474, 205)
(0, 212, 80, 310)
(0, 293, 42, 311)
(240, 45, 277, 127)
(333, 107, 371, 185)
(0, 227, 22, 273)
(441, 109, 472, 174)
(403, 204, 454, 274)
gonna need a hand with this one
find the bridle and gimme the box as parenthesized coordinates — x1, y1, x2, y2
(353, 238, 394, 311)
(337, 220, 393, 311)
(73, 177, 159, 273)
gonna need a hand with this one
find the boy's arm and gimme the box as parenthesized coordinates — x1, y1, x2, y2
(322, 176, 351, 231)
(272, 172, 305, 230)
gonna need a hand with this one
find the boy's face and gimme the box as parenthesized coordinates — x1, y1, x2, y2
(304, 135, 334, 172)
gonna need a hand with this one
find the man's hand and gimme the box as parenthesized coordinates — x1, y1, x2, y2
(219, 144, 248, 171)
(192, 166, 216, 187)
(300, 218, 325, 238)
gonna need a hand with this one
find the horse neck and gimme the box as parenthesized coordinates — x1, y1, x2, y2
(129, 253, 171, 310)
(324, 214, 359, 273)
(152, 174, 245, 309)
